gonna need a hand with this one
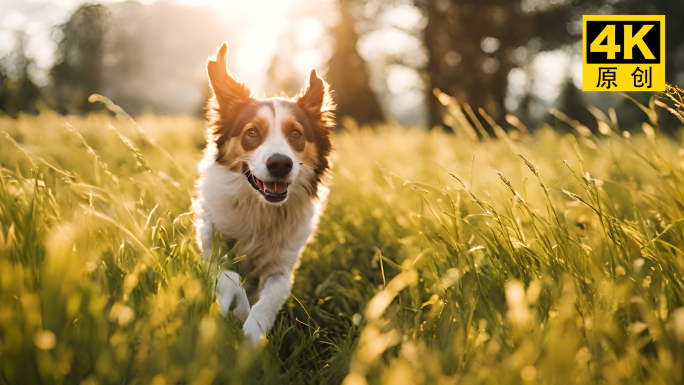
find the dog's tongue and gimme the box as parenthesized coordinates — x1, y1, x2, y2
(264, 181, 287, 193)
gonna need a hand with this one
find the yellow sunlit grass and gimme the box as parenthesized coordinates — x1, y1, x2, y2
(2, 90, 684, 383)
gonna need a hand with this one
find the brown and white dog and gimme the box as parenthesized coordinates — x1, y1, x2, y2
(194, 43, 334, 344)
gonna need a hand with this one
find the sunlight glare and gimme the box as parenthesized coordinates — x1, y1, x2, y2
(175, 0, 295, 92)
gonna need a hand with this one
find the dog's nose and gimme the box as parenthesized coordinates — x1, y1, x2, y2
(266, 154, 293, 178)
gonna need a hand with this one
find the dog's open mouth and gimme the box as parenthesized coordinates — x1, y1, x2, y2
(244, 168, 289, 203)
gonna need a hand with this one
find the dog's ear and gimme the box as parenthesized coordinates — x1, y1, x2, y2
(296, 69, 335, 129)
(296, 69, 335, 178)
(207, 43, 252, 112)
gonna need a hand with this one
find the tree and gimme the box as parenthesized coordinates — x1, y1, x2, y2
(50, 4, 109, 114)
(327, 0, 384, 125)
(417, 0, 578, 129)
(418, 0, 684, 131)
(0, 32, 42, 117)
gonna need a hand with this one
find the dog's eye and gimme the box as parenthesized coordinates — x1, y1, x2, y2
(290, 130, 301, 138)
(247, 129, 258, 137)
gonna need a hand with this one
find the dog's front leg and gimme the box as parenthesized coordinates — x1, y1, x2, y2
(198, 221, 250, 322)
(198, 220, 216, 262)
(242, 272, 293, 345)
(216, 271, 250, 322)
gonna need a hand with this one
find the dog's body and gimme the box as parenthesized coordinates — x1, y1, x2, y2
(194, 44, 334, 344)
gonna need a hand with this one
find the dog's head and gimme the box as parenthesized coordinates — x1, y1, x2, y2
(206, 43, 335, 205)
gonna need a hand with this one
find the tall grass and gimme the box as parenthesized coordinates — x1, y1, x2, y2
(1, 90, 684, 384)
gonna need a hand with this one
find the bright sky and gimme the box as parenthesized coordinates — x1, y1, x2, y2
(172, 0, 336, 92)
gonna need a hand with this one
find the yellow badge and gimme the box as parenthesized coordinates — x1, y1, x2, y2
(583, 15, 665, 92)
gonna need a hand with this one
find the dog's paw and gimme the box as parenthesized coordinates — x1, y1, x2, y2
(216, 273, 249, 321)
(216, 282, 238, 316)
(217, 292, 237, 317)
(243, 315, 267, 347)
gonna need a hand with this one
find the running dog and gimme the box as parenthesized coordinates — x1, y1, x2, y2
(194, 43, 334, 345)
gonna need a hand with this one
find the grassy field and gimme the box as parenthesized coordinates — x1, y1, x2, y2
(2, 91, 684, 385)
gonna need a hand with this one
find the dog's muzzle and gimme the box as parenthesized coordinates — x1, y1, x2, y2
(244, 167, 289, 203)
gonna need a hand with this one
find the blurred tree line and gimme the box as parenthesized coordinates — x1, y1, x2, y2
(50, 4, 109, 114)
(0, 32, 42, 117)
(1, 4, 112, 117)
(326, 0, 682, 129)
(1, 0, 683, 130)
(1, 1, 222, 117)
(417, 0, 683, 130)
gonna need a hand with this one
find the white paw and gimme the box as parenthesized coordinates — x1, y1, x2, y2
(216, 273, 250, 322)
(243, 315, 266, 346)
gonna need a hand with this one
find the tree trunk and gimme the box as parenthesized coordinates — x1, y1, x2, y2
(327, 0, 384, 125)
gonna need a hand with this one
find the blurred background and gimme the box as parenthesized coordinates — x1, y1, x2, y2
(1, 0, 683, 130)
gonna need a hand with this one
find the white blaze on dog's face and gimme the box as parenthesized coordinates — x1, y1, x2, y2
(206, 43, 335, 204)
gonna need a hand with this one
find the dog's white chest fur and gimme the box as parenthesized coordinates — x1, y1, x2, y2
(194, 154, 328, 344)
(196, 159, 326, 281)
